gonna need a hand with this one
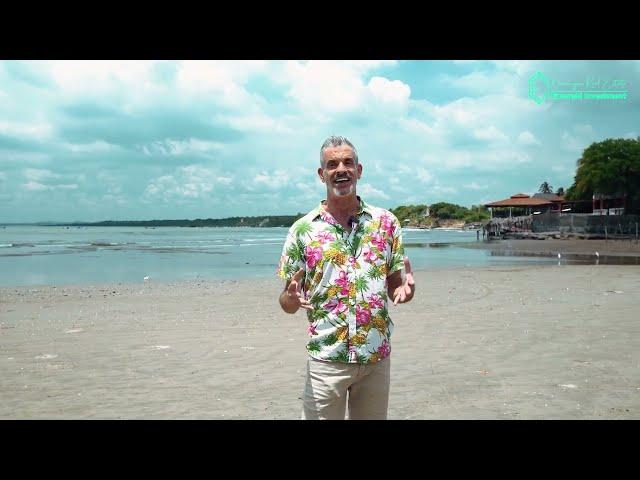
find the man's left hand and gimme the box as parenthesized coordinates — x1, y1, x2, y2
(393, 257, 415, 305)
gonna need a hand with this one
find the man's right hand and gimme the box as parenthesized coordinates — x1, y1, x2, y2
(280, 268, 313, 313)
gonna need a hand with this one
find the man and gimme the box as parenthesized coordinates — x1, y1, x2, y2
(277, 135, 415, 420)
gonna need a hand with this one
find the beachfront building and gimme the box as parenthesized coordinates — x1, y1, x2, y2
(484, 193, 554, 218)
(592, 193, 626, 215)
(532, 193, 565, 212)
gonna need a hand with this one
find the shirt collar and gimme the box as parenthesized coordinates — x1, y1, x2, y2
(314, 196, 373, 220)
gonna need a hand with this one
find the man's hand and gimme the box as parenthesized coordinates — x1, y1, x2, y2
(392, 257, 415, 305)
(279, 268, 313, 313)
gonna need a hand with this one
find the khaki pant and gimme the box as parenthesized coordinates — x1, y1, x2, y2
(301, 356, 391, 420)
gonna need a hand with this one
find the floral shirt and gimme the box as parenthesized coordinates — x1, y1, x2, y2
(278, 197, 405, 364)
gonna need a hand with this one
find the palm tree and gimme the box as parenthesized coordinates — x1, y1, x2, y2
(539, 181, 553, 194)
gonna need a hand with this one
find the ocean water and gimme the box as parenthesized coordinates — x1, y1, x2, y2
(0, 225, 563, 286)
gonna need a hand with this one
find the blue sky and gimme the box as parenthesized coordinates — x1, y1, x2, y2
(0, 60, 638, 223)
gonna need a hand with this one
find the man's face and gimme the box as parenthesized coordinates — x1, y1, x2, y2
(318, 145, 362, 199)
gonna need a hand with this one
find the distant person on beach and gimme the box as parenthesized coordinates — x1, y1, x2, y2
(277, 135, 415, 420)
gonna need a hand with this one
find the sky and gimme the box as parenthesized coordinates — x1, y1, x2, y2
(0, 60, 638, 223)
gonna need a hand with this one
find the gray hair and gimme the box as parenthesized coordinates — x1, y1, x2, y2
(320, 135, 358, 166)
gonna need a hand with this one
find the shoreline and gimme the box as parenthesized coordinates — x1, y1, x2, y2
(459, 238, 640, 258)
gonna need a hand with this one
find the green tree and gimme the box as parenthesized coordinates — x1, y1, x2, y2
(429, 202, 468, 219)
(538, 181, 553, 194)
(565, 138, 640, 213)
(555, 187, 565, 196)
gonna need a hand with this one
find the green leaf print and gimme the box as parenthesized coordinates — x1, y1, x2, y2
(330, 350, 350, 363)
(322, 333, 338, 346)
(295, 221, 312, 238)
(307, 340, 322, 353)
(366, 264, 384, 281)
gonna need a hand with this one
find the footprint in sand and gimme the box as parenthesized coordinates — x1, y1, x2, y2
(35, 354, 58, 360)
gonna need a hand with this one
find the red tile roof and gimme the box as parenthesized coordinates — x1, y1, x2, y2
(485, 197, 552, 207)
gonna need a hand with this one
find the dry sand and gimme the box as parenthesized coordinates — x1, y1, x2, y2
(1, 264, 639, 419)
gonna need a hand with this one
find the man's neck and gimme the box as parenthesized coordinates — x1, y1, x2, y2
(324, 195, 360, 222)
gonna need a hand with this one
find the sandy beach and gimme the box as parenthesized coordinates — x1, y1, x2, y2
(1, 263, 639, 419)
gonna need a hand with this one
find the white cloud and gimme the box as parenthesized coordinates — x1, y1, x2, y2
(220, 113, 293, 133)
(573, 124, 594, 136)
(490, 60, 536, 76)
(50, 61, 162, 97)
(398, 117, 438, 139)
(23, 168, 61, 182)
(430, 184, 458, 195)
(22, 181, 48, 191)
(358, 182, 390, 200)
(473, 125, 508, 143)
(20, 169, 79, 192)
(464, 182, 488, 190)
(561, 131, 586, 152)
(279, 61, 401, 115)
(0, 120, 53, 141)
(367, 76, 411, 109)
(442, 70, 518, 95)
(518, 131, 540, 145)
(423, 150, 530, 171)
(416, 167, 433, 184)
(175, 61, 267, 109)
(252, 170, 290, 190)
(63, 140, 120, 153)
(143, 165, 232, 202)
(141, 138, 225, 156)
(282, 61, 368, 113)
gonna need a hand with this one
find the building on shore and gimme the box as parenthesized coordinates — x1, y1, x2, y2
(484, 193, 557, 218)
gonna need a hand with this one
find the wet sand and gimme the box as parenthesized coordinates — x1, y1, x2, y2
(1, 265, 639, 419)
(463, 238, 640, 261)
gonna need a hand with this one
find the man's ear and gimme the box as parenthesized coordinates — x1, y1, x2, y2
(317, 167, 325, 182)
(357, 163, 362, 179)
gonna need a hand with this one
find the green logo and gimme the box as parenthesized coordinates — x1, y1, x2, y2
(528, 71, 628, 104)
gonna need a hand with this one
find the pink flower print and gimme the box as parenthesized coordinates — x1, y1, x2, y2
(335, 270, 350, 295)
(363, 248, 378, 263)
(348, 256, 356, 267)
(324, 298, 347, 315)
(321, 211, 338, 226)
(367, 293, 383, 310)
(380, 215, 396, 237)
(317, 231, 335, 244)
(356, 305, 371, 326)
(377, 340, 391, 359)
(371, 232, 387, 252)
(307, 324, 318, 336)
(305, 246, 323, 269)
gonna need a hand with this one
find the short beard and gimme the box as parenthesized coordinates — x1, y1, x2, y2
(331, 183, 355, 197)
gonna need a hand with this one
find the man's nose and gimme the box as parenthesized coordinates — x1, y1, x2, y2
(336, 162, 348, 173)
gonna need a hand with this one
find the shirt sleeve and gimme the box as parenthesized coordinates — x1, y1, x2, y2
(277, 223, 307, 282)
(386, 213, 405, 275)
